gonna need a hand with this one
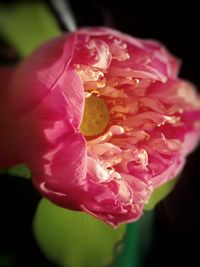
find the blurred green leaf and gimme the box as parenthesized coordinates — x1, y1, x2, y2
(7, 164, 31, 178)
(0, 168, 6, 175)
(0, 1, 61, 57)
(33, 198, 126, 267)
(0, 253, 15, 267)
(0, 164, 31, 178)
(144, 177, 178, 210)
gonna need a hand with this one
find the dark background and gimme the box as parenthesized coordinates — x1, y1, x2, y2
(0, 0, 200, 266)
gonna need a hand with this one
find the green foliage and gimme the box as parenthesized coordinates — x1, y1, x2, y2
(7, 164, 31, 178)
(33, 199, 126, 267)
(0, 253, 15, 267)
(144, 177, 178, 210)
(0, 1, 61, 57)
(0, 164, 31, 178)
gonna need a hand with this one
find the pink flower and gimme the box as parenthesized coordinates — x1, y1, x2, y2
(1, 27, 200, 226)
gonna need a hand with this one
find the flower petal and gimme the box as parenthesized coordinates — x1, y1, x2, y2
(7, 34, 77, 117)
(0, 67, 19, 167)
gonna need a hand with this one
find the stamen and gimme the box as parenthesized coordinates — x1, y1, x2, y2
(90, 90, 100, 96)
(88, 125, 124, 145)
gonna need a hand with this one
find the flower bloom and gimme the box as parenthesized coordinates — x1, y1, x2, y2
(1, 27, 200, 226)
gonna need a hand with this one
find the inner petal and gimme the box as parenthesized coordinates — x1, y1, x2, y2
(80, 95, 110, 136)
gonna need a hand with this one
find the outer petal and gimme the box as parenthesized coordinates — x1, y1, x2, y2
(77, 27, 180, 81)
(33, 134, 87, 211)
(1, 33, 85, 167)
(142, 40, 181, 77)
(78, 174, 143, 227)
(14, 76, 87, 210)
(6, 33, 76, 118)
(0, 67, 14, 92)
(0, 67, 19, 167)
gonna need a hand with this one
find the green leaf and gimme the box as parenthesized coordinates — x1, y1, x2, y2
(33, 199, 126, 267)
(0, 1, 61, 57)
(0, 253, 15, 267)
(0, 168, 7, 175)
(144, 177, 178, 210)
(7, 164, 31, 178)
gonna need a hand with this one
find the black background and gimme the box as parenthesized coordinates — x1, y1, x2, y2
(0, 0, 200, 266)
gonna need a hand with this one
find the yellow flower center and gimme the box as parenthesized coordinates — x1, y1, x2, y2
(80, 95, 110, 136)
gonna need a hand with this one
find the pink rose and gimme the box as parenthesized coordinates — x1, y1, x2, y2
(1, 27, 200, 226)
